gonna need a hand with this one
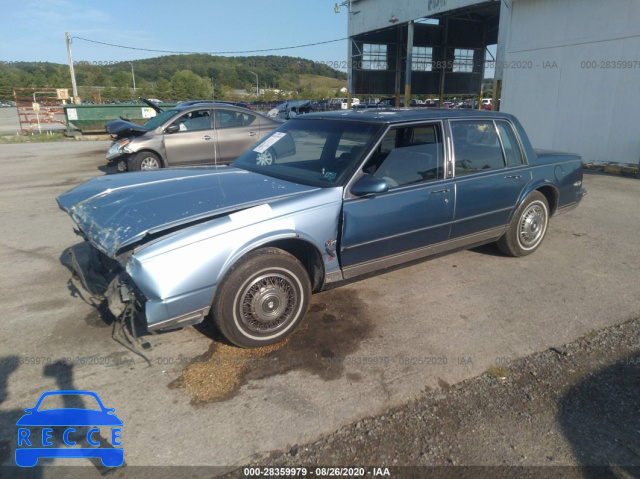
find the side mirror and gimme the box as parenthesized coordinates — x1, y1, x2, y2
(165, 124, 180, 134)
(350, 175, 389, 196)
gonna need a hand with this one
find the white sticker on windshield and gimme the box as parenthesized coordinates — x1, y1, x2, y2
(253, 132, 286, 154)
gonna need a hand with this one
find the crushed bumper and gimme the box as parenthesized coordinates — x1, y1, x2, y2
(65, 242, 209, 331)
(65, 242, 140, 319)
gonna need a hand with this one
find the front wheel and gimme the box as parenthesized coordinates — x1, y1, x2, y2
(212, 248, 311, 348)
(497, 191, 549, 257)
(130, 151, 162, 171)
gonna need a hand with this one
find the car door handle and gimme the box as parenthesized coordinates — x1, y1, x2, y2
(202, 135, 212, 140)
(505, 175, 522, 179)
(249, 131, 257, 136)
(430, 188, 450, 194)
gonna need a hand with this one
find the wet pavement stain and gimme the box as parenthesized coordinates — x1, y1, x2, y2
(24, 178, 85, 189)
(169, 287, 374, 404)
(25, 298, 68, 312)
(83, 306, 112, 328)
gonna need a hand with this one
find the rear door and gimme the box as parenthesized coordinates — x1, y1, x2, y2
(215, 109, 262, 163)
(163, 108, 215, 165)
(449, 119, 530, 238)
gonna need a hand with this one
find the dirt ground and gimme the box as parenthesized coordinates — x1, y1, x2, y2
(227, 316, 640, 478)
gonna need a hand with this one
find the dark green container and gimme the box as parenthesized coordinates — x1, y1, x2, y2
(63, 103, 176, 134)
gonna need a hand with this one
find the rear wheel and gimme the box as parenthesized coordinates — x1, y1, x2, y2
(130, 151, 162, 171)
(212, 248, 311, 348)
(497, 191, 549, 257)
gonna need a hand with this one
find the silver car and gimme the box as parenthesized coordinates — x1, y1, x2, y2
(105, 103, 281, 171)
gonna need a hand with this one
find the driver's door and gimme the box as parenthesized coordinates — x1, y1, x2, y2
(340, 122, 455, 274)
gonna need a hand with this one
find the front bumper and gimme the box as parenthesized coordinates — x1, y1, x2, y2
(65, 242, 209, 331)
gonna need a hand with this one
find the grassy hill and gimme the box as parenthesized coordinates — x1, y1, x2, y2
(298, 74, 346, 90)
(0, 54, 347, 102)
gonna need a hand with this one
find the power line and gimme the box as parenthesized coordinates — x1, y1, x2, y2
(71, 36, 348, 55)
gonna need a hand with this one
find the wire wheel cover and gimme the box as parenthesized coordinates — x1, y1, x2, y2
(239, 273, 297, 332)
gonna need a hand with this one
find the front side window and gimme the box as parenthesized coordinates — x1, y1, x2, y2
(364, 123, 444, 188)
(362, 43, 388, 70)
(451, 120, 506, 176)
(171, 109, 211, 132)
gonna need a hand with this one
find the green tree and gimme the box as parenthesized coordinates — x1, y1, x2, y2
(137, 79, 154, 99)
(171, 70, 210, 100)
(154, 79, 172, 101)
(113, 71, 132, 89)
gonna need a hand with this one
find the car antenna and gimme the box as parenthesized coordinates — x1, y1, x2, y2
(211, 77, 225, 197)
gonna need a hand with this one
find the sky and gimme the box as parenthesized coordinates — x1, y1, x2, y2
(0, 0, 350, 67)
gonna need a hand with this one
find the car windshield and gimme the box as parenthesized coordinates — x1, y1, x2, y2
(143, 109, 180, 129)
(232, 119, 382, 187)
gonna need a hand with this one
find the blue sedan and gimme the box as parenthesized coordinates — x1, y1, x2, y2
(57, 109, 586, 348)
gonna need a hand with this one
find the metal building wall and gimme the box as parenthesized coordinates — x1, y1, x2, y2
(348, 0, 487, 36)
(500, 0, 640, 164)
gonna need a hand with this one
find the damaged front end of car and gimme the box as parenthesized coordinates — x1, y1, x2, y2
(63, 237, 145, 335)
(57, 167, 322, 344)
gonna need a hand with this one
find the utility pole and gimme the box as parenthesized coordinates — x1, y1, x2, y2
(248, 71, 259, 97)
(65, 32, 79, 99)
(128, 62, 136, 91)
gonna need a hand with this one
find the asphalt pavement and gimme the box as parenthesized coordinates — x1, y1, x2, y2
(0, 141, 638, 477)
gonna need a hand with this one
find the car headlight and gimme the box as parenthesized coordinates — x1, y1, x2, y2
(107, 139, 132, 159)
(116, 139, 131, 151)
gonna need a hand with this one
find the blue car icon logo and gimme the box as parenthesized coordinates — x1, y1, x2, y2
(16, 390, 123, 467)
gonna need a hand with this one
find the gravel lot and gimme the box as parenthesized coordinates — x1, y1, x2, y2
(227, 315, 640, 478)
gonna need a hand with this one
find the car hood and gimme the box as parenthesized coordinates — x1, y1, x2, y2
(56, 167, 319, 258)
(104, 118, 149, 135)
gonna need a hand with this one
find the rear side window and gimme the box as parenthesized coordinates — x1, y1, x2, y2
(215, 109, 253, 128)
(496, 121, 524, 167)
(451, 120, 505, 176)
